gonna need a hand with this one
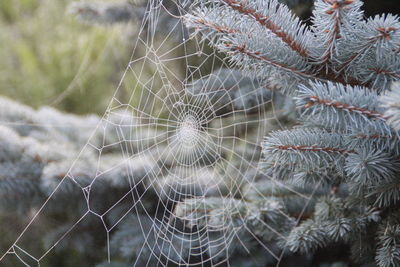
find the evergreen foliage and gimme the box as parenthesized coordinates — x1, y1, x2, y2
(2, 0, 400, 266)
(185, 0, 400, 265)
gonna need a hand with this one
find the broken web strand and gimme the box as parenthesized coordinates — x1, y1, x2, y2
(0, 0, 322, 266)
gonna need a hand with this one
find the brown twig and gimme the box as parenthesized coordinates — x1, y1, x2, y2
(276, 145, 355, 155)
(222, 0, 310, 58)
(304, 95, 387, 121)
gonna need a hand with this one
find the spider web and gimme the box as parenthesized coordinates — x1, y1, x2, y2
(0, 0, 317, 266)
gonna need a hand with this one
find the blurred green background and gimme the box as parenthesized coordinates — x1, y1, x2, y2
(1, 0, 399, 116)
(0, 0, 133, 115)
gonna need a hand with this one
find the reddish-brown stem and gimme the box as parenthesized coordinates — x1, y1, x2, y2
(338, 27, 399, 73)
(305, 95, 387, 121)
(325, 0, 355, 14)
(276, 145, 355, 155)
(225, 43, 368, 87)
(321, 13, 341, 66)
(320, 0, 356, 68)
(188, 9, 369, 88)
(377, 27, 398, 41)
(226, 43, 317, 79)
(189, 18, 241, 34)
(222, 0, 310, 58)
(369, 68, 400, 79)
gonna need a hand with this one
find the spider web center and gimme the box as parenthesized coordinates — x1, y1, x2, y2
(177, 115, 201, 149)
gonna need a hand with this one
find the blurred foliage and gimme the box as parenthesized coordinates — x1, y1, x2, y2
(0, 0, 133, 114)
(1, 0, 399, 115)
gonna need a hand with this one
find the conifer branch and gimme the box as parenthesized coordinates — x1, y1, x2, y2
(186, 17, 241, 35)
(220, 0, 311, 57)
(186, 0, 400, 264)
(274, 144, 353, 154)
(376, 222, 400, 267)
(297, 82, 390, 133)
(346, 148, 400, 189)
(262, 128, 349, 182)
(311, 0, 363, 67)
(348, 131, 400, 157)
(368, 181, 400, 208)
(186, 0, 371, 91)
(284, 219, 328, 253)
(337, 14, 400, 74)
(223, 43, 316, 80)
(304, 95, 386, 120)
(381, 82, 400, 131)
